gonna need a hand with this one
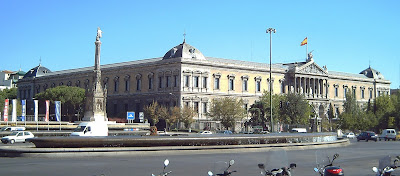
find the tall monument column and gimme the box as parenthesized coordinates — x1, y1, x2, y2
(82, 27, 108, 122)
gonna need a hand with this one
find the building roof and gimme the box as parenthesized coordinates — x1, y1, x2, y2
(163, 41, 205, 60)
(359, 66, 385, 79)
(23, 64, 51, 79)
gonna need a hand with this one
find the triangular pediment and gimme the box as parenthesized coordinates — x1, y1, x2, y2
(295, 61, 327, 75)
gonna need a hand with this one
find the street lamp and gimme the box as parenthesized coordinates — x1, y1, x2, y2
(266, 27, 276, 133)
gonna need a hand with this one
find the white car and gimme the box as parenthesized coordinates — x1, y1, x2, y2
(344, 132, 356, 139)
(200, 131, 213, 135)
(1, 131, 34, 144)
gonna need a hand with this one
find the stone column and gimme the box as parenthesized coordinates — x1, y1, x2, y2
(294, 76, 297, 94)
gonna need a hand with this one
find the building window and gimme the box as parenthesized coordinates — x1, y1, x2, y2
(184, 75, 190, 87)
(352, 88, 356, 97)
(281, 82, 285, 94)
(125, 80, 130, 92)
(166, 76, 170, 88)
(136, 79, 141, 91)
(114, 77, 119, 93)
(124, 103, 128, 112)
(174, 75, 178, 87)
(369, 89, 373, 99)
(194, 76, 199, 88)
(158, 76, 163, 88)
(214, 77, 220, 89)
(202, 102, 207, 114)
(335, 107, 339, 118)
(335, 87, 338, 97)
(361, 89, 365, 99)
(242, 80, 248, 91)
(148, 77, 153, 90)
(194, 102, 199, 113)
(256, 80, 261, 92)
(202, 77, 207, 88)
(344, 87, 348, 98)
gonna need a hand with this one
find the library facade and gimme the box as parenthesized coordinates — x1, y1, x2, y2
(17, 40, 391, 131)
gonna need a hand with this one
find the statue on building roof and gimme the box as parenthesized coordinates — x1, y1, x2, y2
(307, 50, 314, 62)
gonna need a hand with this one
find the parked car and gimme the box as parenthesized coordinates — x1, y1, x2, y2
(217, 130, 233, 135)
(0, 126, 26, 132)
(1, 131, 34, 144)
(344, 132, 356, 139)
(199, 131, 213, 135)
(357, 131, 378, 142)
(379, 129, 397, 141)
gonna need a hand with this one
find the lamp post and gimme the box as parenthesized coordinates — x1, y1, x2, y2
(266, 27, 276, 133)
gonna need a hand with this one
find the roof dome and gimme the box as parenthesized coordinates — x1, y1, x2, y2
(23, 64, 51, 79)
(360, 66, 384, 79)
(163, 41, 205, 60)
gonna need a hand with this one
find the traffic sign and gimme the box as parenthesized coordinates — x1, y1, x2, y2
(139, 112, 144, 122)
(127, 112, 135, 120)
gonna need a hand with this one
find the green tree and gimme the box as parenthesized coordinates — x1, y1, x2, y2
(180, 105, 196, 129)
(35, 86, 85, 121)
(207, 97, 244, 130)
(169, 106, 181, 129)
(374, 95, 395, 130)
(143, 101, 159, 126)
(279, 93, 311, 125)
(249, 91, 283, 130)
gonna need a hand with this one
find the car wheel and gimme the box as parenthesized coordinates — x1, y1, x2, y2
(10, 139, 15, 144)
(357, 139, 360, 142)
(379, 138, 382, 141)
(366, 139, 369, 142)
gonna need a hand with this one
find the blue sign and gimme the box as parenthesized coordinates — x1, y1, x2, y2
(127, 112, 135, 120)
(55, 101, 61, 121)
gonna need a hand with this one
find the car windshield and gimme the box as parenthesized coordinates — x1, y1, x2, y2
(9, 132, 19, 136)
(0, 127, 7, 131)
(74, 126, 86, 132)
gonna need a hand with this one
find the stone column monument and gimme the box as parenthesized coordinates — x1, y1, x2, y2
(82, 27, 108, 122)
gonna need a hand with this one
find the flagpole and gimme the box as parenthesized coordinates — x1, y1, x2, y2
(306, 41, 308, 60)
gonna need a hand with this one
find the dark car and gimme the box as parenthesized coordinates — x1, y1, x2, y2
(357, 131, 378, 142)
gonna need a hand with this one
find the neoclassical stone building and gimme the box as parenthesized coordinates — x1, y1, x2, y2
(17, 39, 391, 130)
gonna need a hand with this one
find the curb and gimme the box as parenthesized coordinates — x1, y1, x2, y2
(0, 139, 349, 158)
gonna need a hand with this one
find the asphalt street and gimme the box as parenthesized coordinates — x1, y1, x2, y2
(0, 139, 399, 176)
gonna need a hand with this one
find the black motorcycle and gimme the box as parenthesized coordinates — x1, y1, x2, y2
(314, 151, 344, 176)
(208, 159, 237, 176)
(372, 155, 400, 176)
(258, 149, 296, 176)
(151, 159, 172, 176)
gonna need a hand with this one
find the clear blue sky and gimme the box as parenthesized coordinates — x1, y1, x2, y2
(1, 0, 399, 88)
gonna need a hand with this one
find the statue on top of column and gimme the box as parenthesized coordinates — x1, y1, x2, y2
(96, 27, 103, 41)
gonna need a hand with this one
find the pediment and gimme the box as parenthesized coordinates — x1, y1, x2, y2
(296, 61, 327, 75)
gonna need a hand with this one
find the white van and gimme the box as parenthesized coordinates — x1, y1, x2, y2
(70, 122, 108, 136)
(379, 129, 397, 141)
(291, 128, 307, 133)
(0, 126, 26, 132)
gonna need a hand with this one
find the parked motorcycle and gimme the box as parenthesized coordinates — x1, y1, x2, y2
(151, 159, 172, 176)
(258, 149, 296, 176)
(314, 151, 344, 176)
(372, 155, 400, 176)
(207, 159, 236, 176)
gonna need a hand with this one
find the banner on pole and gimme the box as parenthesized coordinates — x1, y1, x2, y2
(45, 100, 50, 122)
(55, 101, 61, 122)
(21, 99, 26, 122)
(12, 99, 17, 122)
(3, 99, 9, 122)
(34, 100, 39, 122)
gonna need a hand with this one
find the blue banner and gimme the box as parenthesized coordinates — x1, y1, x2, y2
(55, 101, 61, 121)
(21, 99, 26, 121)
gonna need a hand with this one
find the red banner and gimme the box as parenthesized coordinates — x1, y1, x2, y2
(3, 99, 9, 122)
(45, 100, 50, 122)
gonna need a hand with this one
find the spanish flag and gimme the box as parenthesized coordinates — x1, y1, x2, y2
(301, 37, 307, 46)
